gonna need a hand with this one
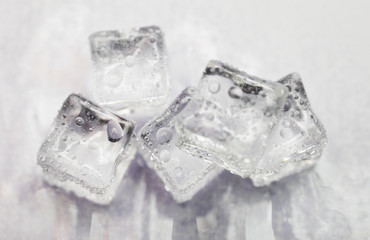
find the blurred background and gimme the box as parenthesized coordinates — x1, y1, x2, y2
(0, 0, 369, 239)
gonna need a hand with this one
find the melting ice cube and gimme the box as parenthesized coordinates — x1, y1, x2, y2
(89, 26, 170, 112)
(251, 73, 327, 186)
(138, 88, 223, 202)
(37, 94, 136, 204)
(176, 60, 288, 177)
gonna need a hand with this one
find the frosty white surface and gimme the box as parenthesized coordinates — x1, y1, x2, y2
(37, 94, 136, 204)
(176, 60, 288, 177)
(251, 73, 327, 186)
(138, 87, 223, 203)
(89, 25, 169, 111)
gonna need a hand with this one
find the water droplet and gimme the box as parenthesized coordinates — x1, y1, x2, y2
(159, 150, 171, 162)
(208, 81, 220, 93)
(39, 156, 46, 162)
(282, 120, 291, 127)
(125, 55, 136, 67)
(156, 127, 173, 144)
(89, 127, 93, 132)
(228, 86, 243, 99)
(75, 117, 85, 126)
(150, 38, 156, 43)
(284, 99, 292, 111)
(107, 120, 123, 142)
(280, 128, 294, 139)
(80, 167, 88, 176)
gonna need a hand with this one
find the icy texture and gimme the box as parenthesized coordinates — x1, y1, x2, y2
(176, 60, 288, 177)
(251, 73, 327, 186)
(2, 1, 370, 238)
(138, 87, 223, 202)
(89, 25, 169, 111)
(37, 94, 136, 204)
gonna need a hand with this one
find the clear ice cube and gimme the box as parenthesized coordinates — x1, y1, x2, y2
(176, 60, 288, 177)
(89, 25, 169, 111)
(251, 73, 327, 186)
(138, 88, 223, 203)
(37, 94, 136, 204)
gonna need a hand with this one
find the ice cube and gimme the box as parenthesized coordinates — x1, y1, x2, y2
(176, 60, 288, 177)
(89, 25, 169, 111)
(251, 73, 327, 186)
(37, 94, 136, 204)
(138, 88, 223, 203)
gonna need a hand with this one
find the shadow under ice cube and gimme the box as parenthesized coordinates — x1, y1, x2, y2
(37, 94, 136, 204)
(89, 25, 169, 111)
(138, 88, 223, 203)
(251, 73, 327, 186)
(176, 60, 288, 177)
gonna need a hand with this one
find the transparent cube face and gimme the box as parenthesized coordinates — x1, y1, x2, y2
(251, 73, 327, 186)
(37, 94, 136, 204)
(89, 26, 169, 110)
(176, 60, 288, 177)
(139, 88, 223, 202)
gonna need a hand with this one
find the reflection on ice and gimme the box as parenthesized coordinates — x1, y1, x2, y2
(23, 156, 351, 240)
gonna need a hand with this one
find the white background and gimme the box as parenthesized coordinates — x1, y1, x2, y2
(0, 0, 369, 239)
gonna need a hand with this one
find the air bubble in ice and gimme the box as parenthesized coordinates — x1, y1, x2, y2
(280, 127, 294, 139)
(208, 81, 220, 93)
(125, 55, 136, 67)
(75, 117, 85, 126)
(284, 99, 292, 111)
(159, 149, 171, 162)
(80, 167, 88, 176)
(156, 127, 173, 144)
